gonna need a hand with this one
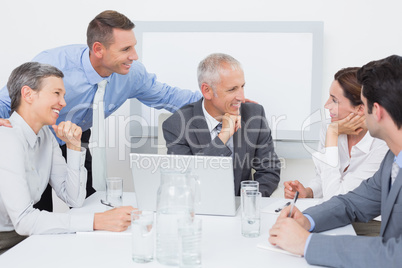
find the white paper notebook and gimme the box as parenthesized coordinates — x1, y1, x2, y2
(257, 242, 303, 258)
(261, 199, 323, 215)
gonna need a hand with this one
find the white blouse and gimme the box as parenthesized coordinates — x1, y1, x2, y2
(308, 122, 389, 200)
(0, 112, 93, 235)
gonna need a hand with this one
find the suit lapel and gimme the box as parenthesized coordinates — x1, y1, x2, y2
(190, 99, 212, 146)
(233, 110, 247, 181)
(380, 153, 400, 235)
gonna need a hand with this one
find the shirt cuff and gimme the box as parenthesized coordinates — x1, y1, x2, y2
(66, 147, 86, 170)
(308, 179, 323, 198)
(304, 233, 313, 257)
(304, 213, 315, 232)
(70, 213, 95, 232)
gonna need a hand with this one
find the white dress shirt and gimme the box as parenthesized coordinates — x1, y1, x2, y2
(0, 112, 93, 235)
(308, 122, 389, 200)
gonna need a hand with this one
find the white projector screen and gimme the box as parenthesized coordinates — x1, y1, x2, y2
(130, 21, 323, 142)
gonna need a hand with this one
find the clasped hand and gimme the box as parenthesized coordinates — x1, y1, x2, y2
(329, 112, 366, 136)
(52, 121, 82, 151)
(218, 113, 241, 144)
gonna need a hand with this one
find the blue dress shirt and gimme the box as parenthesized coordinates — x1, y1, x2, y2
(394, 151, 402, 169)
(0, 45, 202, 145)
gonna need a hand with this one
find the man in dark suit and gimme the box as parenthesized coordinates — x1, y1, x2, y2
(162, 53, 280, 197)
(269, 55, 402, 267)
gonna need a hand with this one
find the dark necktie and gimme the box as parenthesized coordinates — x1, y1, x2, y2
(216, 122, 222, 134)
(215, 123, 233, 156)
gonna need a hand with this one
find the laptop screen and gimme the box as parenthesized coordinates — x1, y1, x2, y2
(130, 153, 239, 216)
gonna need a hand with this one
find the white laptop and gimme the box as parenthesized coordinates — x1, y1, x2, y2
(130, 153, 240, 216)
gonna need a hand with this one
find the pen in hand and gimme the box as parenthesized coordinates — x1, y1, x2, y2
(275, 201, 291, 213)
(288, 191, 299, 218)
(100, 199, 115, 208)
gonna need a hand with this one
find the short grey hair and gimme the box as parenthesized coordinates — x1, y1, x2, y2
(197, 53, 242, 92)
(7, 62, 64, 114)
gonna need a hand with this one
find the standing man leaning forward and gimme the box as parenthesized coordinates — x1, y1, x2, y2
(163, 53, 280, 197)
(269, 55, 402, 267)
(0, 10, 202, 211)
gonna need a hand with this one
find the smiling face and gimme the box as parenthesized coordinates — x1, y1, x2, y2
(205, 63, 245, 119)
(30, 76, 66, 127)
(97, 28, 138, 76)
(324, 80, 358, 122)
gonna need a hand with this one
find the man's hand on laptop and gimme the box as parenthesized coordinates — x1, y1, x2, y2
(0, 118, 11, 128)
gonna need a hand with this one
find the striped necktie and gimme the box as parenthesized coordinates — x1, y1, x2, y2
(216, 122, 222, 134)
(391, 161, 399, 186)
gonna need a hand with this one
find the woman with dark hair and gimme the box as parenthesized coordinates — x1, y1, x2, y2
(284, 67, 388, 200)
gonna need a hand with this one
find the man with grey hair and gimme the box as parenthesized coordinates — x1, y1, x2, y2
(162, 53, 280, 197)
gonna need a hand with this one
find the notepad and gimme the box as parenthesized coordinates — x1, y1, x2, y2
(76, 228, 131, 236)
(261, 199, 323, 215)
(257, 242, 303, 258)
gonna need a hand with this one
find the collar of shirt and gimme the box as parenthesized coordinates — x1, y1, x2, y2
(81, 47, 111, 85)
(9, 112, 44, 148)
(354, 130, 376, 154)
(394, 151, 402, 168)
(339, 130, 375, 154)
(201, 99, 221, 134)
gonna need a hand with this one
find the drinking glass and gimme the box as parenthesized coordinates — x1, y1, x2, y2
(241, 180, 259, 193)
(106, 177, 123, 207)
(178, 217, 202, 268)
(241, 190, 261, 237)
(132, 210, 154, 263)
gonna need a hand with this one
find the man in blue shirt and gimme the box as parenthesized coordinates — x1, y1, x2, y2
(269, 55, 402, 267)
(0, 10, 202, 211)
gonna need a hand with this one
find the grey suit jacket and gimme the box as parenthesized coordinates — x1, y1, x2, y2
(162, 99, 280, 197)
(304, 150, 402, 267)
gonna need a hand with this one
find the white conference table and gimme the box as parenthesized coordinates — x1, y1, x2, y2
(0, 192, 355, 268)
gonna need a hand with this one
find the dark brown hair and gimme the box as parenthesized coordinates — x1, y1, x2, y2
(358, 55, 402, 129)
(334, 67, 362, 107)
(87, 10, 135, 50)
